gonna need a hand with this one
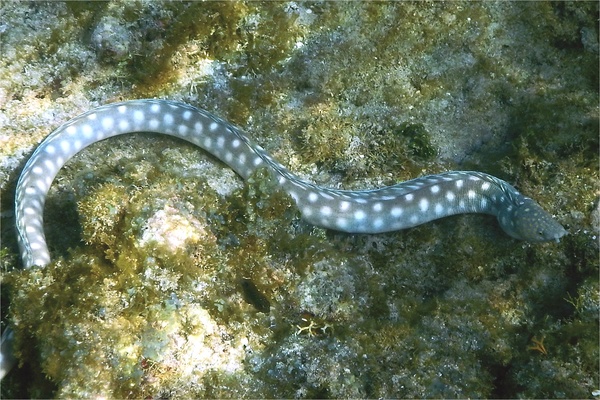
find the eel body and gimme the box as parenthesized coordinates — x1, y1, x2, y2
(15, 99, 566, 269)
(1, 99, 567, 379)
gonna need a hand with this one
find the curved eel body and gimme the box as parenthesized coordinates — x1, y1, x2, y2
(1, 99, 566, 379)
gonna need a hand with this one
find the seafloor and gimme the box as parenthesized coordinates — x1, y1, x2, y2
(0, 1, 598, 398)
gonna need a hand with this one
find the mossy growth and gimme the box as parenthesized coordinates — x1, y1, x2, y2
(507, 93, 598, 168)
(503, 285, 599, 399)
(3, 1, 598, 397)
(394, 122, 437, 160)
(84, 1, 310, 105)
(5, 175, 233, 397)
(4, 150, 598, 398)
(3, 154, 355, 397)
(285, 100, 439, 187)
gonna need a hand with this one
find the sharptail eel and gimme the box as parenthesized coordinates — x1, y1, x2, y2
(1, 99, 567, 379)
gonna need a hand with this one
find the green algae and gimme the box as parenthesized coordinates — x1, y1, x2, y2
(1, 1, 598, 398)
(396, 122, 437, 160)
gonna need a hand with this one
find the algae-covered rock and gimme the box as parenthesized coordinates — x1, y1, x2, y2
(1, 1, 597, 398)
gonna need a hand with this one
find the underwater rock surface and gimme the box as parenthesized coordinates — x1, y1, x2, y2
(1, 1, 598, 398)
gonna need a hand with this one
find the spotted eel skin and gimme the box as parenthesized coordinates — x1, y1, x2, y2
(1, 99, 566, 379)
